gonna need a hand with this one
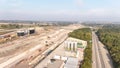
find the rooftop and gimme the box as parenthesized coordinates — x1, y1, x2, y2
(47, 60, 64, 68)
(64, 57, 78, 68)
(65, 37, 87, 43)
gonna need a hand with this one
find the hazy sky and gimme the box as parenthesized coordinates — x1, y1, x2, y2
(0, 0, 120, 21)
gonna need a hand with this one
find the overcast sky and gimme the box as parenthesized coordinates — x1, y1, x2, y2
(0, 0, 120, 21)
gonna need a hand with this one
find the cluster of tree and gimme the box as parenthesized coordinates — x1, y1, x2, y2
(82, 22, 103, 27)
(0, 31, 13, 35)
(68, 28, 92, 68)
(0, 24, 24, 29)
(0, 24, 36, 29)
(96, 24, 120, 68)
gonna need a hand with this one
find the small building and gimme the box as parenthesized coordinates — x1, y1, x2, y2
(64, 37, 87, 57)
(64, 57, 79, 68)
(17, 31, 25, 36)
(64, 37, 87, 52)
(53, 55, 68, 61)
(17, 28, 35, 36)
(53, 55, 61, 60)
(29, 28, 35, 34)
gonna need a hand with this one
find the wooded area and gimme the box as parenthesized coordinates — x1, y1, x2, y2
(97, 24, 120, 68)
(68, 28, 92, 68)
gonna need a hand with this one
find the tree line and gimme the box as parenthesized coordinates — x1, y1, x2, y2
(0, 24, 35, 29)
(96, 24, 120, 68)
(0, 24, 24, 29)
(68, 28, 92, 68)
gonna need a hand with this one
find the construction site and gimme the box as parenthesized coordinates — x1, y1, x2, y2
(0, 23, 84, 68)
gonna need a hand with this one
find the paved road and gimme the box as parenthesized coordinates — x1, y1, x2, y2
(92, 32, 114, 68)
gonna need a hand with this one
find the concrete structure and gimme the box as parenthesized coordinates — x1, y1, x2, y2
(46, 56, 79, 68)
(64, 37, 87, 57)
(17, 28, 35, 36)
(53, 55, 68, 61)
(29, 28, 35, 34)
(64, 37, 87, 52)
(46, 55, 79, 68)
(64, 57, 79, 68)
(53, 55, 61, 60)
(17, 30, 25, 36)
(47, 60, 64, 68)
